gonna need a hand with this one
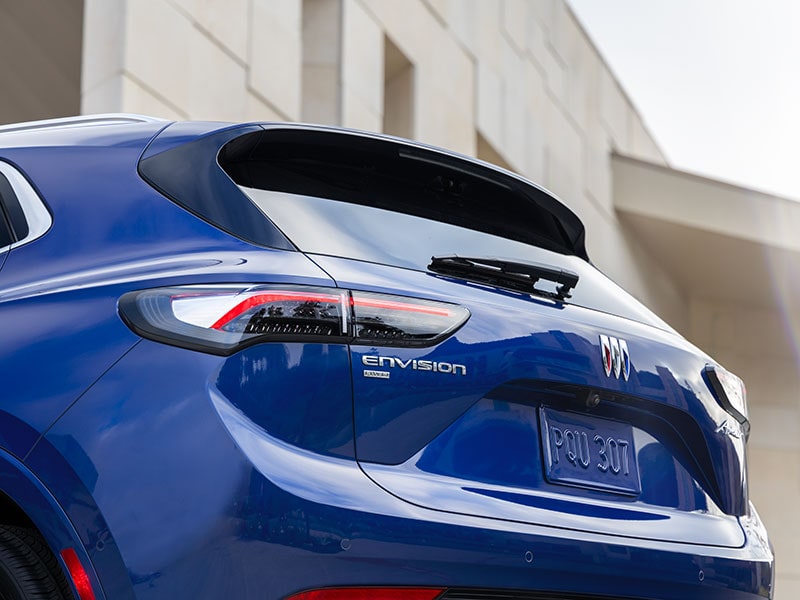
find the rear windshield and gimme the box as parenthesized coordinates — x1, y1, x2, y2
(241, 187, 672, 331)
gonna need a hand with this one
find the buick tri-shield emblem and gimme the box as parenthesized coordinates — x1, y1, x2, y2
(600, 335, 630, 381)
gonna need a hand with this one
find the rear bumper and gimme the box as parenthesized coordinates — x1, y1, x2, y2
(213, 389, 774, 600)
(234, 487, 774, 600)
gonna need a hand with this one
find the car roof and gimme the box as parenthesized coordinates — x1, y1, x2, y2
(0, 114, 589, 260)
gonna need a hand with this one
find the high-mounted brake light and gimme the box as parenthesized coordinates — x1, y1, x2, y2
(285, 588, 445, 600)
(119, 285, 469, 355)
(705, 364, 748, 425)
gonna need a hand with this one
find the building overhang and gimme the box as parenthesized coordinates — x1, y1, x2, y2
(612, 153, 800, 311)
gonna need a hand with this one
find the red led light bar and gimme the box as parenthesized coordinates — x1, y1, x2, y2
(351, 296, 451, 316)
(210, 291, 344, 330)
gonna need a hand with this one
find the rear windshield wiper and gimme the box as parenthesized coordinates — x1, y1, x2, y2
(428, 255, 579, 301)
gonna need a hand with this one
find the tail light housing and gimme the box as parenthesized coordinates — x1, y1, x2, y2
(119, 285, 469, 355)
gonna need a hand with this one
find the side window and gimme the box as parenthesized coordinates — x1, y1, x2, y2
(0, 161, 51, 251)
(0, 205, 12, 249)
(0, 172, 29, 241)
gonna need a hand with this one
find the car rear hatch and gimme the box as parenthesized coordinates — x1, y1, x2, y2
(312, 256, 746, 548)
(212, 126, 749, 548)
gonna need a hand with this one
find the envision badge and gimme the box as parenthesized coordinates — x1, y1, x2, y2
(361, 355, 467, 376)
(600, 335, 630, 381)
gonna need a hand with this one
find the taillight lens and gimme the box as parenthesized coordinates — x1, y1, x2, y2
(351, 291, 466, 344)
(705, 364, 748, 424)
(285, 588, 445, 600)
(176, 288, 348, 335)
(119, 285, 469, 355)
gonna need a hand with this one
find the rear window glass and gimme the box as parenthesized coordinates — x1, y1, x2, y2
(241, 187, 672, 331)
(218, 128, 588, 259)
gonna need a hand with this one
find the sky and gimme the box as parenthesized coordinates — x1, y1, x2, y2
(567, 0, 800, 201)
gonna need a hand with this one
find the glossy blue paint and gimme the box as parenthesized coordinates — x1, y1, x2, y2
(215, 343, 355, 458)
(0, 117, 772, 599)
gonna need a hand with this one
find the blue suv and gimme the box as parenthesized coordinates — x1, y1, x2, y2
(0, 115, 773, 599)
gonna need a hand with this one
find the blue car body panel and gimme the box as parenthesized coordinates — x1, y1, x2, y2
(0, 116, 773, 599)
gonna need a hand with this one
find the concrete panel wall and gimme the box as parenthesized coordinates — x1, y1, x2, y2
(0, 1, 83, 125)
(83, 0, 298, 121)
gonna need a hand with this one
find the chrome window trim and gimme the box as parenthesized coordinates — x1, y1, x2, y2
(0, 161, 52, 253)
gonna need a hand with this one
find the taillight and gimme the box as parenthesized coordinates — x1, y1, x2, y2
(285, 588, 445, 600)
(705, 364, 749, 426)
(119, 285, 469, 355)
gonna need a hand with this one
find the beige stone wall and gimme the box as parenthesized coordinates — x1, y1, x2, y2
(0, 2, 83, 124)
(82, 0, 294, 122)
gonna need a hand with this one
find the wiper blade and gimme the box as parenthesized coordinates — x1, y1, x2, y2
(428, 255, 579, 301)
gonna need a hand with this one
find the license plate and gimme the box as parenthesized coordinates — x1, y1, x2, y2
(539, 406, 641, 496)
